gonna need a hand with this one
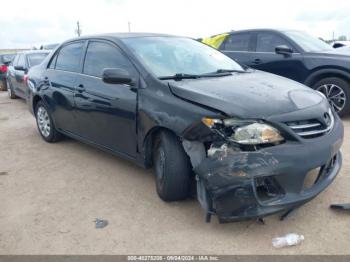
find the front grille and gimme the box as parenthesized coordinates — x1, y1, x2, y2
(285, 110, 334, 139)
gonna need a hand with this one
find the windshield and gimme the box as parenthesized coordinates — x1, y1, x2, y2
(122, 37, 244, 78)
(284, 31, 333, 52)
(28, 53, 49, 67)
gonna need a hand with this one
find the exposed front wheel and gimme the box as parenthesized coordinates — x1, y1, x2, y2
(153, 131, 193, 202)
(313, 77, 350, 116)
(35, 101, 62, 143)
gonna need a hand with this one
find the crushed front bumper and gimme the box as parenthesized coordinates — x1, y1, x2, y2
(194, 116, 344, 223)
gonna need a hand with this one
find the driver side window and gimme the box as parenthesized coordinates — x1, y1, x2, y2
(83, 41, 134, 78)
(256, 33, 292, 53)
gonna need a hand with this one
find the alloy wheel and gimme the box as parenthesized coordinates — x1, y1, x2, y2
(37, 106, 51, 138)
(316, 84, 346, 113)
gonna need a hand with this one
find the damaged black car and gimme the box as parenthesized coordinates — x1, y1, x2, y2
(27, 33, 344, 223)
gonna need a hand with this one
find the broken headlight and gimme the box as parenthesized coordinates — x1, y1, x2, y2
(202, 118, 284, 145)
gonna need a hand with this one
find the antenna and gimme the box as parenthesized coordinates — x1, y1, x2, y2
(75, 21, 82, 37)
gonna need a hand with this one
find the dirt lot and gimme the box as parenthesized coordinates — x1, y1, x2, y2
(0, 92, 349, 255)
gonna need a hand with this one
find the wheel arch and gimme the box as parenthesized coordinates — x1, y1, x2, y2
(142, 126, 179, 168)
(305, 68, 350, 88)
(32, 95, 43, 113)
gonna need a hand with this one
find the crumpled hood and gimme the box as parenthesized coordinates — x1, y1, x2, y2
(169, 70, 326, 119)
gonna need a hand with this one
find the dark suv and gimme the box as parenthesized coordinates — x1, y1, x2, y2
(218, 29, 350, 116)
(27, 33, 343, 223)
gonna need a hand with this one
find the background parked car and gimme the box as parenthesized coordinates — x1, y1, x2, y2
(7, 50, 49, 99)
(208, 29, 350, 116)
(0, 53, 16, 91)
(332, 41, 350, 48)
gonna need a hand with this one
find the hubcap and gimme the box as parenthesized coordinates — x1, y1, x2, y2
(37, 106, 51, 137)
(316, 84, 346, 113)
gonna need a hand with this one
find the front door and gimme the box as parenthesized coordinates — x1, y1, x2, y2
(73, 40, 138, 157)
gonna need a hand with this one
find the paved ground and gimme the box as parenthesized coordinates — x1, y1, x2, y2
(0, 92, 349, 255)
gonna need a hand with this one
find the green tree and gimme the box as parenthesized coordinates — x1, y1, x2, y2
(338, 35, 347, 41)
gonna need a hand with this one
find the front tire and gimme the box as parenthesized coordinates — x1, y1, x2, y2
(153, 131, 193, 202)
(35, 101, 62, 143)
(313, 77, 350, 116)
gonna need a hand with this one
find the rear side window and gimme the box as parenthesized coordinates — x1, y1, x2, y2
(256, 33, 292, 52)
(48, 53, 58, 69)
(55, 42, 84, 72)
(222, 33, 251, 51)
(83, 41, 133, 78)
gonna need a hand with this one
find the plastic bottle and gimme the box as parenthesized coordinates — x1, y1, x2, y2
(272, 233, 305, 248)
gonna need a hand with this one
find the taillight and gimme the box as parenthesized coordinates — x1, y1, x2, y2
(24, 75, 29, 87)
(0, 65, 7, 73)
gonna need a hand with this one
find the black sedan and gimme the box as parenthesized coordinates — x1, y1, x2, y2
(218, 29, 350, 116)
(27, 33, 343, 223)
(7, 50, 49, 99)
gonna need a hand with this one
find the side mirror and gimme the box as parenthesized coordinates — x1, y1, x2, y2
(14, 65, 26, 71)
(275, 45, 293, 56)
(102, 68, 133, 85)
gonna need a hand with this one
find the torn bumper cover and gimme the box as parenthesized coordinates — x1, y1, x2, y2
(192, 119, 343, 223)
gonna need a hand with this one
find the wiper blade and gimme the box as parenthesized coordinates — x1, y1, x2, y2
(215, 68, 247, 73)
(159, 73, 200, 80)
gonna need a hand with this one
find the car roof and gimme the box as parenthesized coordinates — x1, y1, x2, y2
(62, 32, 179, 44)
(230, 28, 299, 34)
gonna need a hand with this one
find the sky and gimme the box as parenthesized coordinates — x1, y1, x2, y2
(1, 0, 350, 49)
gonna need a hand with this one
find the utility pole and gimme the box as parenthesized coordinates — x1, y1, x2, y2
(75, 21, 82, 37)
(128, 21, 131, 32)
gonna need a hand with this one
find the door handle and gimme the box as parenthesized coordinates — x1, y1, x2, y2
(76, 84, 85, 92)
(253, 58, 262, 65)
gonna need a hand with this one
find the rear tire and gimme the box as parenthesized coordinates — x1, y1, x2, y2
(312, 77, 350, 116)
(7, 79, 16, 99)
(35, 101, 62, 143)
(0, 80, 7, 91)
(153, 130, 192, 202)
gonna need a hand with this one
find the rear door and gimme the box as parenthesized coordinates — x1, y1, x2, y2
(13, 54, 27, 98)
(219, 32, 255, 66)
(45, 41, 86, 134)
(7, 55, 18, 87)
(251, 32, 306, 82)
(73, 40, 138, 157)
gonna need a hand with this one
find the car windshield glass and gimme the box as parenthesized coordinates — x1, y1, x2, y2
(28, 53, 49, 67)
(122, 37, 244, 78)
(284, 31, 333, 52)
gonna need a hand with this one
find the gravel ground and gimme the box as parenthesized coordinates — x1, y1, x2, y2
(0, 92, 349, 255)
